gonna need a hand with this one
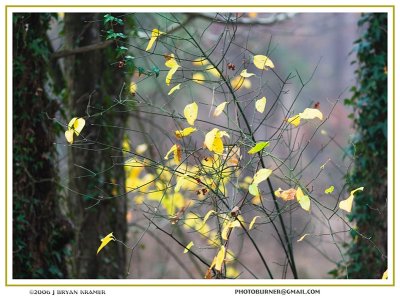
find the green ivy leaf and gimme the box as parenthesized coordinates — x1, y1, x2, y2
(248, 141, 269, 155)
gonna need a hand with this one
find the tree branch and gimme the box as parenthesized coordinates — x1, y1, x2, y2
(51, 40, 114, 59)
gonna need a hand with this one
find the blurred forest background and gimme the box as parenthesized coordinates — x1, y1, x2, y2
(12, 12, 388, 279)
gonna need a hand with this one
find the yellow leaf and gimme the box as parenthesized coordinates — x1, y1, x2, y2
(166, 65, 180, 86)
(205, 65, 220, 78)
(222, 220, 241, 240)
(165, 144, 182, 165)
(168, 83, 181, 95)
(240, 69, 255, 78)
(231, 76, 252, 90)
(297, 233, 310, 242)
(249, 216, 260, 230)
(299, 108, 323, 120)
(184, 241, 194, 253)
(175, 127, 197, 138)
(129, 82, 137, 95)
(165, 54, 179, 68)
(202, 210, 216, 227)
(192, 58, 209, 66)
(96, 232, 115, 255)
(248, 183, 259, 196)
(287, 115, 301, 127)
(184, 102, 198, 126)
(204, 128, 229, 154)
(296, 187, 311, 212)
(253, 54, 274, 70)
(324, 185, 335, 194)
(252, 168, 272, 185)
(65, 117, 85, 144)
(136, 143, 148, 154)
(382, 269, 388, 279)
(213, 101, 228, 117)
(65, 129, 74, 144)
(339, 187, 364, 213)
(215, 246, 226, 271)
(248, 141, 269, 154)
(275, 188, 296, 201)
(175, 174, 188, 192)
(145, 28, 165, 51)
(255, 96, 267, 113)
(193, 72, 205, 84)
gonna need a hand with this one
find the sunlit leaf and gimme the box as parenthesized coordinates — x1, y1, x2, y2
(193, 72, 205, 84)
(184, 241, 194, 254)
(65, 117, 85, 144)
(253, 54, 274, 70)
(252, 168, 272, 185)
(324, 185, 335, 194)
(164, 144, 182, 165)
(202, 210, 216, 228)
(136, 143, 148, 154)
(249, 216, 260, 230)
(166, 66, 180, 86)
(287, 115, 301, 127)
(129, 82, 137, 95)
(382, 269, 388, 279)
(145, 28, 165, 51)
(192, 58, 209, 66)
(64, 130, 74, 144)
(296, 187, 311, 212)
(184, 102, 198, 126)
(248, 141, 269, 154)
(240, 69, 255, 78)
(215, 246, 226, 272)
(297, 233, 310, 242)
(275, 188, 296, 201)
(165, 54, 181, 86)
(96, 232, 115, 255)
(175, 127, 197, 138)
(213, 101, 228, 117)
(339, 187, 364, 213)
(231, 76, 252, 90)
(299, 108, 323, 120)
(248, 183, 259, 196)
(222, 220, 241, 240)
(204, 128, 229, 154)
(168, 83, 181, 95)
(255, 96, 267, 113)
(205, 65, 220, 78)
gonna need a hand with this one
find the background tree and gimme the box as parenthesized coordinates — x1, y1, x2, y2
(13, 13, 73, 278)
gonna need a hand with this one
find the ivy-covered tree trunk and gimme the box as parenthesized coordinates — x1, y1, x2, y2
(13, 13, 73, 278)
(340, 13, 387, 279)
(64, 13, 127, 278)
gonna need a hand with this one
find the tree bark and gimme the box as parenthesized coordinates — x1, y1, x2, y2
(64, 13, 127, 278)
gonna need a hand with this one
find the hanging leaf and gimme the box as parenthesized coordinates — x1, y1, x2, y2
(324, 186, 335, 194)
(275, 188, 296, 201)
(215, 246, 226, 272)
(248, 141, 269, 154)
(339, 187, 364, 213)
(252, 168, 272, 185)
(253, 54, 274, 70)
(96, 232, 116, 255)
(248, 183, 259, 196)
(296, 187, 311, 212)
(165, 54, 181, 86)
(129, 82, 137, 95)
(299, 108, 323, 120)
(151, 66, 160, 77)
(192, 58, 209, 66)
(65, 117, 86, 144)
(192, 72, 205, 84)
(168, 84, 181, 95)
(184, 102, 198, 126)
(240, 69, 255, 78)
(145, 28, 165, 51)
(204, 128, 229, 154)
(213, 101, 228, 117)
(255, 96, 267, 113)
(249, 216, 260, 230)
(184, 241, 194, 254)
(164, 144, 182, 165)
(175, 127, 197, 139)
(205, 66, 220, 78)
(222, 220, 241, 240)
(297, 233, 310, 242)
(202, 210, 216, 228)
(287, 114, 301, 127)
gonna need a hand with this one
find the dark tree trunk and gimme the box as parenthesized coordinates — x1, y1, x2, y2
(64, 13, 127, 279)
(13, 13, 73, 278)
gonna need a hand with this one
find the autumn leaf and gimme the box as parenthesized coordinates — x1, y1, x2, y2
(184, 241, 194, 254)
(287, 115, 301, 127)
(213, 101, 228, 117)
(240, 69, 255, 78)
(255, 96, 267, 113)
(275, 188, 296, 201)
(296, 187, 311, 212)
(129, 82, 137, 95)
(231, 76, 252, 90)
(253, 54, 274, 70)
(248, 183, 260, 196)
(175, 127, 197, 138)
(184, 102, 198, 126)
(96, 232, 116, 255)
(136, 143, 148, 154)
(168, 83, 181, 95)
(339, 187, 364, 213)
(65, 117, 85, 144)
(248, 141, 269, 154)
(204, 128, 229, 154)
(164, 144, 182, 165)
(215, 246, 226, 271)
(249, 216, 260, 230)
(382, 269, 388, 279)
(252, 168, 272, 185)
(146, 28, 165, 52)
(222, 220, 241, 240)
(297, 233, 310, 242)
(165, 54, 181, 86)
(202, 210, 216, 228)
(193, 72, 205, 84)
(299, 108, 323, 120)
(205, 65, 220, 78)
(192, 58, 209, 66)
(324, 186, 335, 194)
